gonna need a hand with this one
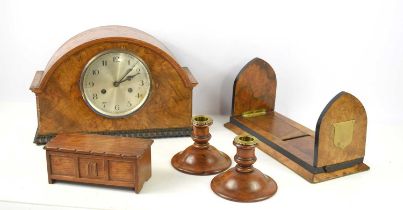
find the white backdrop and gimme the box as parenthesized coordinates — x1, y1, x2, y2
(1, 0, 402, 129)
(1, 1, 403, 209)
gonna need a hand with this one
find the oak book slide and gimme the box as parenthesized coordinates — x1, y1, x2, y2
(224, 58, 369, 183)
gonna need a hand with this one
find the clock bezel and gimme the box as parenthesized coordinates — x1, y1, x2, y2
(79, 49, 152, 119)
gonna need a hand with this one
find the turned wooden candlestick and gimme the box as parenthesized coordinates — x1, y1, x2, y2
(211, 135, 277, 202)
(171, 115, 231, 175)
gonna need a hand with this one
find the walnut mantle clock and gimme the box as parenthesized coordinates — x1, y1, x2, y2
(30, 26, 198, 144)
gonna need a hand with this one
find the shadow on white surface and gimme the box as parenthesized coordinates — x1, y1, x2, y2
(0, 200, 105, 210)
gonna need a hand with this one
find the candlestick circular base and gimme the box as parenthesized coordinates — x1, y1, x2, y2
(211, 168, 277, 202)
(171, 145, 231, 175)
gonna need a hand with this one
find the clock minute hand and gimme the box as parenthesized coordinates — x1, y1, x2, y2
(114, 62, 138, 87)
(117, 68, 133, 83)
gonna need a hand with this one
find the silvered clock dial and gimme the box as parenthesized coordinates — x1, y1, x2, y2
(80, 50, 151, 118)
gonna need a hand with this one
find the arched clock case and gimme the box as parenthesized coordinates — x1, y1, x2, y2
(30, 26, 198, 144)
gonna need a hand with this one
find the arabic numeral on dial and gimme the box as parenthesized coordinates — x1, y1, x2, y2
(92, 93, 98, 100)
(137, 93, 142, 98)
(102, 60, 107, 66)
(113, 56, 120, 62)
(115, 104, 120, 110)
(102, 102, 107, 108)
(128, 101, 132, 107)
(88, 81, 95, 87)
(140, 80, 144, 86)
(128, 59, 131, 65)
(92, 69, 99, 75)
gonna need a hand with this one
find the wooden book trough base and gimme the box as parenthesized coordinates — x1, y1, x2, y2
(224, 58, 369, 183)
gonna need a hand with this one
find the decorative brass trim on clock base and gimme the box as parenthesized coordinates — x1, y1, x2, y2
(34, 127, 192, 145)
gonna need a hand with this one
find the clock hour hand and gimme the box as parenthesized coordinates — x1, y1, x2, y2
(116, 68, 133, 83)
(114, 72, 140, 87)
(118, 73, 140, 84)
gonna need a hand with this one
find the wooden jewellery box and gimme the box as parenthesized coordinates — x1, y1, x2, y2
(44, 133, 153, 193)
(225, 58, 369, 183)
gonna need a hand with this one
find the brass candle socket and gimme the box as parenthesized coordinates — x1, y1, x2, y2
(211, 135, 277, 202)
(171, 115, 231, 175)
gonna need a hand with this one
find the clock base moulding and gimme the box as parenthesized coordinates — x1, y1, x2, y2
(34, 127, 192, 145)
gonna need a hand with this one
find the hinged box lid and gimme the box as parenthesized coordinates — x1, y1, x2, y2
(44, 133, 153, 158)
